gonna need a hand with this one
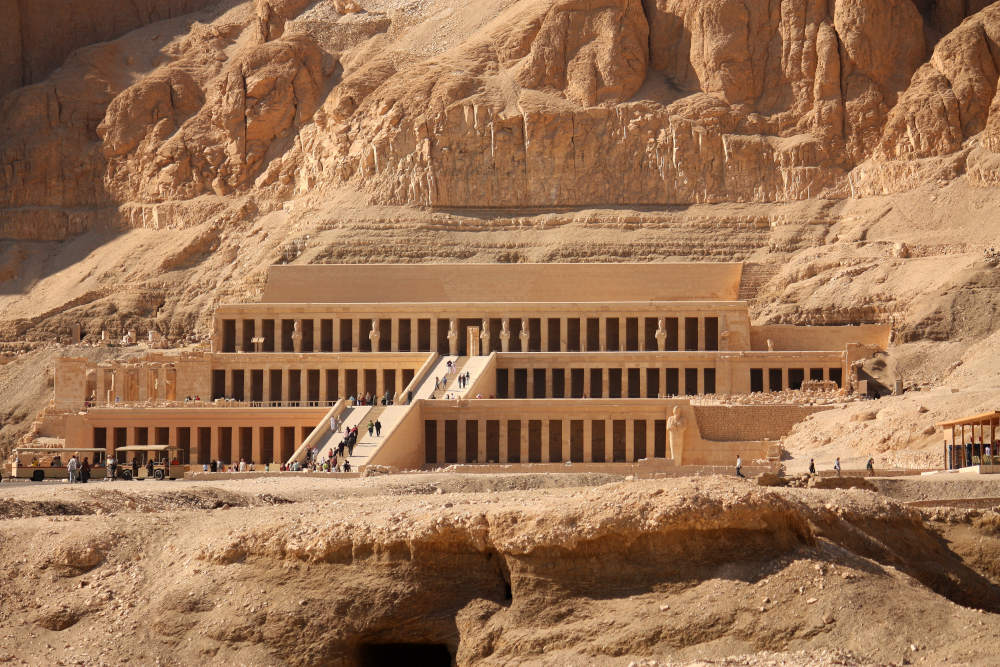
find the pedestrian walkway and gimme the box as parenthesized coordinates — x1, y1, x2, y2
(344, 404, 410, 469)
(313, 405, 371, 462)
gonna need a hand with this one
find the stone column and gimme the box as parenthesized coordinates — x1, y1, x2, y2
(560, 316, 568, 352)
(541, 420, 551, 463)
(526, 366, 535, 399)
(436, 419, 446, 464)
(254, 318, 263, 352)
(263, 367, 272, 404)
(599, 318, 607, 351)
(626, 420, 635, 462)
(499, 420, 508, 463)
(300, 369, 309, 406)
(584, 366, 592, 398)
(520, 419, 529, 464)
(507, 368, 515, 399)
(697, 317, 705, 351)
(477, 420, 487, 463)
(605, 420, 614, 463)
(252, 426, 263, 464)
(352, 319, 360, 353)
(210, 427, 220, 461)
(584, 420, 593, 462)
(320, 370, 329, 404)
(541, 318, 550, 352)
(639, 366, 648, 398)
(678, 320, 686, 353)
(544, 368, 553, 398)
(224, 369, 233, 398)
(391, 318, 400, 352)
(338, 370, 346, 401)
(236, 320, 245, 352)
(376, 366, 385, 401)
(333, 317, 341, 352)
(580, 316, 589, 352)
(430, 318, 439, 354)
(562, 418, 571, 463)
(243, 371, 252, 405)
(782, 367, 789, 392)
(457, 418, 467, 463)
(96, 369, 106, 406)
(281, 368, 290, 404)
(276, 321, 285, 354)
(500, 318, 511, 352)
(618, 319, 626, 351)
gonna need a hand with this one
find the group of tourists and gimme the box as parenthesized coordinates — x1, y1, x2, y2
(66, 454, 92, 483)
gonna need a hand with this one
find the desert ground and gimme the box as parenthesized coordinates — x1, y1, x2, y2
(0, 471, 999, 665)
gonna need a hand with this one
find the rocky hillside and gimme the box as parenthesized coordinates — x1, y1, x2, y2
(0, 0, 998, 346)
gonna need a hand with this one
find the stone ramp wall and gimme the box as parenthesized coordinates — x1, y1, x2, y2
(693, 405, 831, 442)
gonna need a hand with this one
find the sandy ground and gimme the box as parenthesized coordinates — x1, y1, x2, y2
(0, 472, 999, 665)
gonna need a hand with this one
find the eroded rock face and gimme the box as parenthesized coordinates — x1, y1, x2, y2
(3, 0, 1000, 220)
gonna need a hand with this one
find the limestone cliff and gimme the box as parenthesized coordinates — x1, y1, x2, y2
(5, 0, 1000, 223)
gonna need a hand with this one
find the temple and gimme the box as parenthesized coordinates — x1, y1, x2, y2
(47, 263, 889, 473)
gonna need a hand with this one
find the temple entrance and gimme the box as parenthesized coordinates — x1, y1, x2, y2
(467, 326, 481, 356)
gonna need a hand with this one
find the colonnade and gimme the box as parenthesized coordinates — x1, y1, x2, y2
(217, 314, 724, 355)
(495, 366, 717, 398)
(212, 365, 417, 404)
(91, 422, 313, 465)
(750, 366, 842, 392)
(423, 417, 670, 464)
(95, 363, 177, 404)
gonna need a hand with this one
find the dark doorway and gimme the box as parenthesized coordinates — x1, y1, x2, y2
(281, 319, 294, 352)
(379, 318, 392, 352)
(320, 319, 333, 352)
(625, 317, 639, 351)
(221, 320, 236, 353)
(567, 318, 580, 351)
(398, 318, 412, 352)
(301, 319, 314, 352)
(262, 319, 275, 352)
(496, 368, 509, 399)
(418, 319, 431, 352)
(750, 368, 764, 393)
(605, 318, 619, 351)
(359, 644, 452, 667)
(547, 318, 560, 351)
(684, 317, 699, 351)
(586, 318, 600, 351)
(340, 319, 353, 352)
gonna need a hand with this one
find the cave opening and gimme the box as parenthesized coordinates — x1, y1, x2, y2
(358, 643, 453, 667)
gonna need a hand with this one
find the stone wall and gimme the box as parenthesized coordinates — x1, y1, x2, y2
(693, 405, 831, 442)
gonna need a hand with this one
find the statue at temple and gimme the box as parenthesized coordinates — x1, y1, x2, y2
(666, 406, 687, 462)
(655, 317, 667, 351)
(368, 319, 380, 351)
(447, 318, 458, 355)
(292, 319, 304, 352)
(480, 318, 491, 354)
(500, 318, 511, 352)
(518, 319, 530, 351)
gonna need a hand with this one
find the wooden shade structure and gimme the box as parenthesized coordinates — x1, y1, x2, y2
(937, 411, 1000, 468)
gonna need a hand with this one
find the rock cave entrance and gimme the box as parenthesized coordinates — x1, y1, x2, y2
(358, 643, 453, 667)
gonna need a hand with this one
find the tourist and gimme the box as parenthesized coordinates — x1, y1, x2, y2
(132, 459, 139, 478)
(808, 458, 815, 475)
(343, 460, 351, 473)
(146, 459, 154, 478)
(834, 457, 841, 477)
(107, 454, 117, 481)
(866, 457, 875, 476)
(81, 457, 91, 483)
(367, 420, 374, 437)
(735, 454, 744, 478)
(375, 419, 382, 437)
(407, 389, 413, 404)
(67, 454, 79, 484)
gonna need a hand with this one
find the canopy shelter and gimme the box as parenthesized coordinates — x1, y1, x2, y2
(13, 447, 107, 453)
(937, 411, 1000, 469)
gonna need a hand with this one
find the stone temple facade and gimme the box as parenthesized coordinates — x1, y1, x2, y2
(51, 263, 888, 473)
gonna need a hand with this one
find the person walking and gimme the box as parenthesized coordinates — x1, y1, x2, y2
(367, 420, 374, 437)
(81, 457, 91, 483)
(107, 454, 117, 482)
(67, 455, 79, 484)
(834, 457, 842, 477)
(866, 457, 875, 477)
(735, 454, 744, 478)
(808, 458, 816, 475)
(375, 419, 382, 437)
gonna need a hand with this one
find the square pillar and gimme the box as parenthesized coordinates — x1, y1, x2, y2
(281, 368, 290, 403)
(541, 420, 551, 463)
(618, 319, 626, 352)
(300, 370, 309, 406)
(478, 420, 487, 463)
(320, 370, 329, 404)
(430, 318, 439, 354)
(527, 367, 535, 398)
(352, 319, 360, 353)
(697, 317, 705, 351)
(210, 426, 220, 461)
(560, 316, 568, 352)
(605, 420, 613, 462)
(678, 320, 686, 353)
(562, 418, 571, 463)
(243, 371, 252, 405)
(333, 317, 342, 352)
(544, 369, 553, 397)
(599, 318, 607, 351)
(584, 420, 593, 461)
(520, 419, 529, 463)
(224, 369, 233, 398)
(584, 365, 592, 398)
(254, 318, 263, 351)
(639, 366, 648, 397)
(263, 367, 271, 404)
(236, 320, 245, 352)
(391, 318, 400, 352)
(338, 370, 346, 400)
(499, 419, 508, 463)
(457, 419, 467, 463)
(782, 367, 789, 392)
(436, 419, 446, 464)
(376, 366, 385, 400)
(541, 318, 550, 352)
(580, 316, 589, 352)
(252, 426, 263, 464)
(626, 421, 635, 462)
(507, 368, 515, 399)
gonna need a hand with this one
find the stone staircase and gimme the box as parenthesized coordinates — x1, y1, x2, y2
(314, 404, 371, 462)
(344, 404, 411, 469)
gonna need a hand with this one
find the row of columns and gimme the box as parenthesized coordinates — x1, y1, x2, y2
(222, 315, 720, 354)
(95, 365, 177, 404)
(754, 367, 840, 392)
(426, 418, 667, 464)
(99, 424, 304, 465)
(498, 366, 714, 398)
(218, 367, 410, 404)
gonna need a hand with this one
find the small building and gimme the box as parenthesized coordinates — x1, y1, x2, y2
(937, 411, 1000, 469)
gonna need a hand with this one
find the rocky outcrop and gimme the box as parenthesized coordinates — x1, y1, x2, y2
(4, 0, 1000, 222)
